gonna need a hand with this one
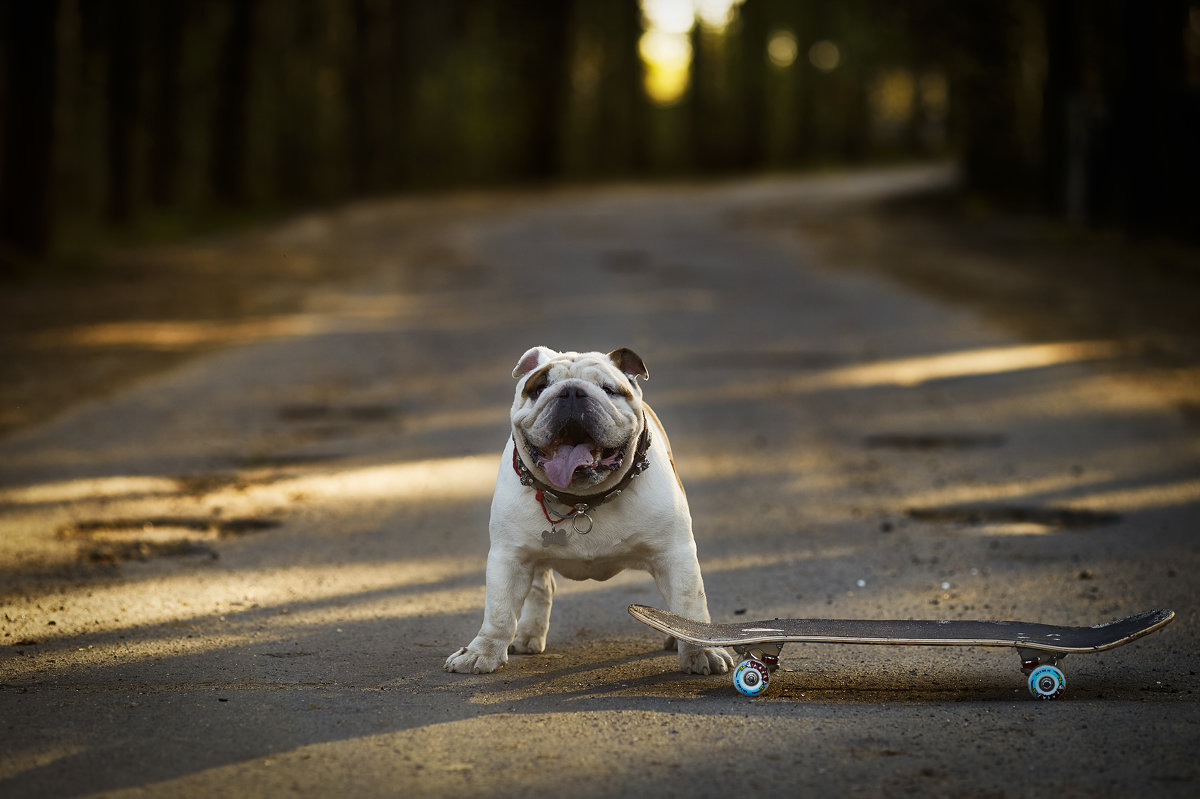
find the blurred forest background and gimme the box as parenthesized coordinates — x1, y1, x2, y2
(2, 0, 1199, 269)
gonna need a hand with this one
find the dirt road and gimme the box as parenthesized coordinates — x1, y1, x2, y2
(2, 165, 1197, 797)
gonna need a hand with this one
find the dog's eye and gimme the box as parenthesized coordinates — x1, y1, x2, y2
(602, 384, 617, 396)
(529, 380, 548, 399)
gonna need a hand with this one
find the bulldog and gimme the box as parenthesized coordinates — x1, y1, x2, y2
(444, 346, 733, 676)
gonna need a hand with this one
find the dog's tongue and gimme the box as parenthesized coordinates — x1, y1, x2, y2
(544, 443, 596, 489)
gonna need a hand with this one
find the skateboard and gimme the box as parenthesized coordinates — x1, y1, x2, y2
(628, 604, 1175, 699)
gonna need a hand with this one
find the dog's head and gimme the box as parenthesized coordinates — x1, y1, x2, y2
(510, 347, 649, 492)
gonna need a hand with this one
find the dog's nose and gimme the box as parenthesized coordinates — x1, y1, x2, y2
(559, 386, 587, 400)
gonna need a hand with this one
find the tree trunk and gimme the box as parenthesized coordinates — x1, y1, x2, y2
(211, 0, 258, 206)
(106, 0, 143, 225)
(149, 0, 188, 209)
(0, 0, 61, 262)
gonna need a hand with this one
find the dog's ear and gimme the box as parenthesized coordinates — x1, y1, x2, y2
(608, 348, 649, 381)
(513, 346, 558, 379)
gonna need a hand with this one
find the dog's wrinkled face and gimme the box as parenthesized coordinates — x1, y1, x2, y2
(511, 347, 649, 491)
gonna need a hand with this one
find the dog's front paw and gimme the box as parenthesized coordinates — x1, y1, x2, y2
(444, 638, 509, 674)
(678, 643, 735, 675)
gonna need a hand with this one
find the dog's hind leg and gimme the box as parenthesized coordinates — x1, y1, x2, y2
(511, 567, 555, 654)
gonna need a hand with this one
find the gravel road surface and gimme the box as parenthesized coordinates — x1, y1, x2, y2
(2, 165, 1197, 797)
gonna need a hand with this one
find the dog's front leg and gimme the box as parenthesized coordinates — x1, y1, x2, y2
(445, 547, 532, 674)
(652, 547, 735, 676)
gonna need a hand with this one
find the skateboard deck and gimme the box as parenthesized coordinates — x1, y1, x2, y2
(628, 604, 1174, 699)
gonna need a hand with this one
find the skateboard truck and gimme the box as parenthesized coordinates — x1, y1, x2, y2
(1019, 648, 1068, 700)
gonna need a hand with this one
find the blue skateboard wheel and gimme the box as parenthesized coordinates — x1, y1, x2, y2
(1028, 664, 1066, 699)
(733, 658, 770, 696)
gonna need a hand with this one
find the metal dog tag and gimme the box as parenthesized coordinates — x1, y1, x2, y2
(541, 528, 570, 547)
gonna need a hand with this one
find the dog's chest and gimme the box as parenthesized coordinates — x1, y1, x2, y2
(535, 530, 653, 581)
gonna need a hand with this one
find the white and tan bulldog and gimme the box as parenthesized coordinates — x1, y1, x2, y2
(445, 346, 733, 676)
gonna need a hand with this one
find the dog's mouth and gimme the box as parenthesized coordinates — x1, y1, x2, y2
(528, 420, 625, 490)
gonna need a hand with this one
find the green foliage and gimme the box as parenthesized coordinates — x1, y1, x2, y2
(1, 0, 1195, 261)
